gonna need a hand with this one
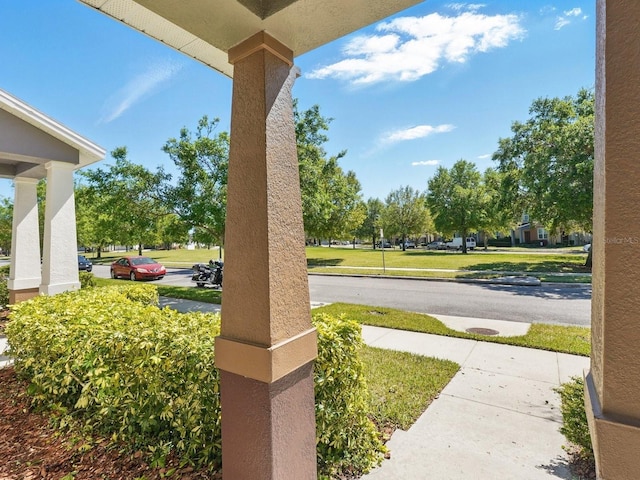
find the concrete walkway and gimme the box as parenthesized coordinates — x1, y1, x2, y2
(361, 325, 589, 480)
(0, 298, 590, 479)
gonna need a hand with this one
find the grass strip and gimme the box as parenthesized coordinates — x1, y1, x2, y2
(361, 346, 459, 431)
(93, 277, 223, 304)
(316, 303, 590, 357)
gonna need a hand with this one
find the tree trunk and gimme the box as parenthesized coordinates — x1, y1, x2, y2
(585, 247, 593, 270)
(461, 230, 468, 254)
(138, 243, 143, 256)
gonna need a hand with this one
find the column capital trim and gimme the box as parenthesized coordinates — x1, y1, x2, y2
(45, 161, 76, 171)
(13, 177, 40, 185)
(215, 327, 317, 383)
(228, 31, 293, 66)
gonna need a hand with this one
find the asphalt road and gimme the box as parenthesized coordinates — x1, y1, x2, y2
(92, 265, 591, 327)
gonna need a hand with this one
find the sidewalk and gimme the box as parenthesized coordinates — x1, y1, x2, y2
(361, 324, 589, 480)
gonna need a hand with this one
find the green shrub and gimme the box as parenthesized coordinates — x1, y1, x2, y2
(556, 376, 593, 458)
(0, 264, 10, 309)
(6, 286, 384, 477)
(7, 285, 221, 467)
(314, 312, 385, 478)
(79, 271, 96, 288)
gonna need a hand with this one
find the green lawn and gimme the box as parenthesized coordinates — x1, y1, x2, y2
(362, 346, 459, 431)
(315, 303, 590, 357)
(86, 245, 591, 283)
(85, 248, 223, 267)
(306, 246, 589, 273)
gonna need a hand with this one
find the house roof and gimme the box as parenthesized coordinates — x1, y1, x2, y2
(0, 88, 106, 180)
(77, 0, 422, 77)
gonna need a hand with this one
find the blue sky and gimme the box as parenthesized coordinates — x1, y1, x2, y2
(1, 1, 595, 201)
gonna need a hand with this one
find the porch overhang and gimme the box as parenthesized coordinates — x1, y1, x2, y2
(77, 0, 422, 77)
(0, 88, 106, 181)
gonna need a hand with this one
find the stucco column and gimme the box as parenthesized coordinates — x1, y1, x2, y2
(586, 1, 640, 478)
(40, 161, 80, 295)
(8, 177, 41, 303)
(214, 31, 317, 479)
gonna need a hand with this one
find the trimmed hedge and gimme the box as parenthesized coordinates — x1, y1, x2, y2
(6, 285, 384, 477)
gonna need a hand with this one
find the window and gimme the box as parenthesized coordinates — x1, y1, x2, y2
(537, 228, 548, 240)
(522, 213, 530, 223)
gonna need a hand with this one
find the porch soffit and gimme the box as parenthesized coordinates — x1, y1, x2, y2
(0, 88, 106, 180)
(77, 0, 422, 77)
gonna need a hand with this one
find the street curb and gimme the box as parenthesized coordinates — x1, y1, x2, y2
(307, 272, 543, 286)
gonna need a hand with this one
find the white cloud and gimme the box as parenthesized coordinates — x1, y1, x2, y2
(412, 160, 440, 166)
(307, 7, 525, 85)
(477, 153, 491, 159)
(384, 124, 455, 143)
(447, 3, 486, 13)
(554, 7, 586, 30)
(100, 59, 183, 123)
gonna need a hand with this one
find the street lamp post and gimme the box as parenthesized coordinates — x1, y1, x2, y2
(380, 227, 386, 274)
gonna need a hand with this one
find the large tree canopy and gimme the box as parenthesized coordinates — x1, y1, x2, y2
(426, 160, 485, 254)
(79, 147, 168, 255)
(295, 102, 364, 241)
(161, 116, 229, 247)
(493, 88, 594, 234)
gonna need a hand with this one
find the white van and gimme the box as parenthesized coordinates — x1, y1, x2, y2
(445, 237, 476, 250)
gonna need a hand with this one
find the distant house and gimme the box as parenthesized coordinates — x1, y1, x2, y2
(515, 214, 591, 246)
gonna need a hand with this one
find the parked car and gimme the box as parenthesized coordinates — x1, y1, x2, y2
(584, 243, 591, 252)
(110, 256, 166, 281)
(403, 241, 416, 249)
(426, 241, 446, 250)
(377, 241, 392, 248)
(78, 254, 92, 272)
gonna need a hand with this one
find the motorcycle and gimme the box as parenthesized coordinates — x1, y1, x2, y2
(191, 259, 223, 288)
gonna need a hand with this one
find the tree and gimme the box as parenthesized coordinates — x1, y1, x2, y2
(382, 186, 430, 251)
(161, 116, 229, 248)
(355, 198, 384, 249)
(0, 197, 12, 254)
(493, 89, 594, 234)
(477, 168, 512, 249)
(295, 102, 365, 242)
(79, 148, 168, 255)
(426, 160, 485, 254)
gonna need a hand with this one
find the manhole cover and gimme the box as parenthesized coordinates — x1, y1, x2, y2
(466, 327, 500, 336)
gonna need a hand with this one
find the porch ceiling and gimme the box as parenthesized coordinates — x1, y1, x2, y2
(77, 0, 423, 77)
(0, 88, 106, 180)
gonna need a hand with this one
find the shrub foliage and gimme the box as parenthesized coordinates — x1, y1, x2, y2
(0, 264, 10, 309)
(314, 313, 385, 477)
(6, 285, 384, 476)
(556, 376, 593, 458)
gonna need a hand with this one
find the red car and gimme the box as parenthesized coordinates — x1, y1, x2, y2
(110, 256, 166, 281)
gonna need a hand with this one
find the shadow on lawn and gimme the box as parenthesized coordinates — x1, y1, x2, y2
(466, 260, 590, 273)
(307, 258, 343, 267)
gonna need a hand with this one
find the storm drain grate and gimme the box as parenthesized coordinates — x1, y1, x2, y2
(466, 327, 500, 336)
